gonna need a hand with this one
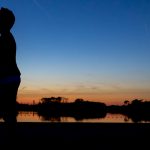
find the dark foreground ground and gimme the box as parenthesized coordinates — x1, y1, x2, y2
(0, 123, 149, 149)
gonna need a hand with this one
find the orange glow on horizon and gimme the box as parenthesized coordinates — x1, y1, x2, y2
(17, 84, 150, 105)
(17, 93, 150, 106)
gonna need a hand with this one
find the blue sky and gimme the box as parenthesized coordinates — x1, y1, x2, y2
(1, 0, 150, 104)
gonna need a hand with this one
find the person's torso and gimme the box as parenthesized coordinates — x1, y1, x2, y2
(0, 32, 21, 78)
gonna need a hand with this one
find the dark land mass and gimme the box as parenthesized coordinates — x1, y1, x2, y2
(17, 98, 150, 123)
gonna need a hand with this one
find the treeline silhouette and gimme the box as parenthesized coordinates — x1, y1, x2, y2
(15, 97, 150, 122)
(17, 98, 106, 121)
(108, 99, 150, 123)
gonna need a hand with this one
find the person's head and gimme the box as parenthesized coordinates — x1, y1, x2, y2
(0, 7, 15, 33)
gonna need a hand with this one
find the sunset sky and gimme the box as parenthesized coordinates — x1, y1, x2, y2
(1, 0, 150, 105)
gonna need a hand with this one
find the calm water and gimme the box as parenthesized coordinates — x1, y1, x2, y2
(14, 111, 149, 123)
(0, 111, 149, 123)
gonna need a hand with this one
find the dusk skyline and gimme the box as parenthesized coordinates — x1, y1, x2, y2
(1, 0, 150, 105)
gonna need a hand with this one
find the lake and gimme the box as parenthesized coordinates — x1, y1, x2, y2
(10, 111, 149, 123)
(0, 111, 149, 123)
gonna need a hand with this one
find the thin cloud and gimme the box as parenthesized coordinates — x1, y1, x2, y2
(32, 0, 51, 19)
(32, 0, 44, 11)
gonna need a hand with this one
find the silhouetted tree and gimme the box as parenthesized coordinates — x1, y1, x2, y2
(40, 97, 63, 104)
(124, 100, 130, 106)
(131, 99, 143, 105)
(75, 98, 84, 103)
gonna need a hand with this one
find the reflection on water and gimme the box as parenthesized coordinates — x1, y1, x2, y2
(0, 111, 149, 123)
(16, 111, 149, 123)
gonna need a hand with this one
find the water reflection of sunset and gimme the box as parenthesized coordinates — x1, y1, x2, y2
(16, 112, 135, 123)
(17, 111, 41, 122)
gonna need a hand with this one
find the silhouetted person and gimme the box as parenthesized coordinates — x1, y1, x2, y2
(0, 7, 21, 124)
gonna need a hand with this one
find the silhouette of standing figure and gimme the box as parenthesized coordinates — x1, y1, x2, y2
(0, 7, 21, 124)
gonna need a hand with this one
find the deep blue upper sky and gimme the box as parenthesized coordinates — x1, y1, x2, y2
(1, 0, 150, 104)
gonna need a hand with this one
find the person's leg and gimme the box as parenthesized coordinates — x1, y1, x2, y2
(0, 85, 5, 120)
(3, 80, 20, 124)
(0, 85, 8, 117)
(2, 81, 20, 145)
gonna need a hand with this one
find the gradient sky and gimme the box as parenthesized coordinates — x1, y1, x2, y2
(1, 0, 150, 105)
